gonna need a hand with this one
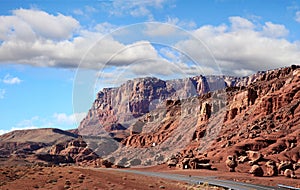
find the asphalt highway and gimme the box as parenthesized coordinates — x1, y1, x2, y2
(94, 168, 276, 190)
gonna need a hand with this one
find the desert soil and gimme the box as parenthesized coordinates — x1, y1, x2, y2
(1, 163, 300, 189)
(0, 165, 224, 190)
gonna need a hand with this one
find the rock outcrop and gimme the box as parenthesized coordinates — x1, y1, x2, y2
(225, 155, 237, 172)
(78, 76, 240, 135)
(265, 160, 278, 176)
(76, 65, 300, 170)
(50, 138, 98, 163)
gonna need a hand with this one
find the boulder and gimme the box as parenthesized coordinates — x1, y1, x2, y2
(167, 159, 177, 168)
(249, 165, 264, 177)
(225, 155, 237, 172)
(265, 160, 278, 176)
(284, 169, 296, 179)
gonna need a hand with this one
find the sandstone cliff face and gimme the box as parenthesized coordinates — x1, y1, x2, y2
(76, 65, 300, 167)
(200, 65, 300, 164)
(78, 75, 241, 135)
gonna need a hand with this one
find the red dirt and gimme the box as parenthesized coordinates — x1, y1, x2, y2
(0, 165, 193, 190)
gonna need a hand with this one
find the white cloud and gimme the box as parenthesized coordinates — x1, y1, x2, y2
(0, 9, 164, 69)
(73, 6, 98, 17)
(16, 116, 40, 128)
(296, 11, 300, 23)
(2, 74, 22, 84)
(175, 17, 300, 76)
(229, 16, 255, 31)
(53, 112, 86, 126)
(108, 0, 172, 20)
(108, 40, 160, 66)
(130, 5, 151, 17)
(0, 129, 8, 135)
(94, 22, 118, 34)
(262, 22, 289, 38)
(0, 126, 37, 135)
(166, 16, 196, 29)
(0, 89, 5, 99)
(2, 112, 87, 135)
(12, 8, 79, 40)
(0, 9, 299, 78)
(143, 17, 196, 37)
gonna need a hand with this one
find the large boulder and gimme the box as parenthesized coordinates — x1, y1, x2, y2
(249, 165, 264, 177)
(265, 160, 278, 176)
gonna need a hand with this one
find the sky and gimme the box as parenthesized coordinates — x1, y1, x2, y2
(0, 0, 300, 134)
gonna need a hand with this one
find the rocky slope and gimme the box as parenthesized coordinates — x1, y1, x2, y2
(0, 128, 78, 159)
(76, 65, 300, 170)
(78, 75, 246, 135)
(0, 128, 101, 166)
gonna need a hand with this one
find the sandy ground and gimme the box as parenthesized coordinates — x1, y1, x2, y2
(0, 165, 224, 190)
(0, 163, 299, 190)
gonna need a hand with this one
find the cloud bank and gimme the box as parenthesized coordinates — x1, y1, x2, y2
(0, 9, 299, 77)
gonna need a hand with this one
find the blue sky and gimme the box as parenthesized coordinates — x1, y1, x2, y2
(0, 0, 300, 134)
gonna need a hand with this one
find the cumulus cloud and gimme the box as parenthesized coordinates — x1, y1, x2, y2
(106, 41, 160, 66)
(176, 16, 300, 76)
(0, 9, 299, 78)
(229, 16, 255, 31)
(262, 22, 289, 38)
(53, 112, 86, 126)
(0, 9, 78, 43)
(12, 9, 79, 40)
(2, 74, 22, 84)
(0, 89, 5, 99)
(0, 9, 164, 69)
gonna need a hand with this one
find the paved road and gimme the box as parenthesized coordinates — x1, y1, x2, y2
(93, 168, 276, 190)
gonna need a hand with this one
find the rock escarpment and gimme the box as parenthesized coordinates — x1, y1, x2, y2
(77, 65, 300, 170)
(78, 75, 242, 135)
